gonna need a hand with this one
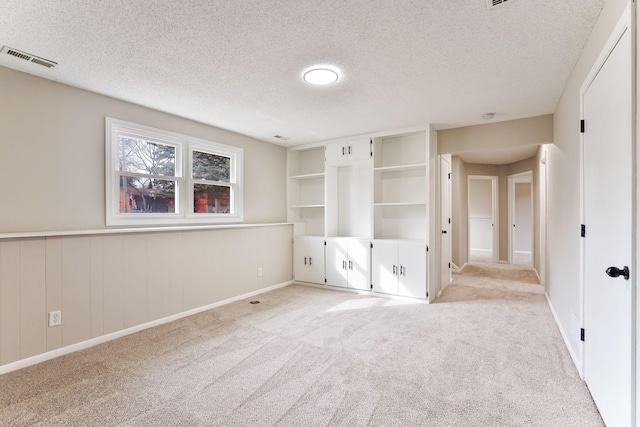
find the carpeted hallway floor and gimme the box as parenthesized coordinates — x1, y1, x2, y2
(0, 263, 603, 426)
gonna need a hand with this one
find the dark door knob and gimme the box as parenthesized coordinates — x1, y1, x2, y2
(442, 230, 447, 234)
(606, 266, 630, 280)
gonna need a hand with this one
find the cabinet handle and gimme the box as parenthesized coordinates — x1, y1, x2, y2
(393, 265, 397, 275)
(304, 257, 307, 265)
(342, 146, 345, 156)
(343, 260, 347, 270)
(309, 257, 312, 265)
(349, 260, 353, 270)
(400, 266, 405, 276)
(348, 145, 352, 154)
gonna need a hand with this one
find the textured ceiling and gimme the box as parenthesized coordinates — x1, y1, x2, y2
(0, 0, 604, 146)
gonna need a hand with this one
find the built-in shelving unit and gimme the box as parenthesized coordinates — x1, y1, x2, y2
(287, 146, 325, 236)
(372, 131, 428, 240)
(287, 129, 430, 300)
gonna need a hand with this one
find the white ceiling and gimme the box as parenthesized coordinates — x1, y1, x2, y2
(0, 0, 604, 147)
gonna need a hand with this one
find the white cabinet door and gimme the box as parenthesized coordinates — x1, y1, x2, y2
(346, 137, 371, 162)
(294, 237, 325, 284)
(325, 142, 348, 165)
(372, 241, 399, 295)
(397, 243, 427, 299)
(325, 238, 348, 287)
(325, 139, 371, 165)
(348, 238, 371, 290)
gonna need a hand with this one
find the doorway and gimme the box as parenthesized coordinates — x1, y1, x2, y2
(467, 175, 498, 263)
(508, 171, 533, 266)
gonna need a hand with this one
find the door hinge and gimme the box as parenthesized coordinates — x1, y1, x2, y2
(370, 242, 373, 249)
(370, 284, 373, 290)
(580, 120, 585, 133)
(324, 278, 327, 283)
(324, 240, 327, 246)
(580, 328, 585, 342)
(426, 291, 429, 297)
(448, 172, 452, 179)
(581, 224, 586, 238)
(448, 262, 451, 268)
(426, 246, 429, 252)
(449, 218, 451, 224)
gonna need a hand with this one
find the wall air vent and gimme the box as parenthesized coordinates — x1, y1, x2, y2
(486, 0, 513, 10)
(1, 46, 57, 68)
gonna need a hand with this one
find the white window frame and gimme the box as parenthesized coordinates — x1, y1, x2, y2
(106, 117, 243, 226)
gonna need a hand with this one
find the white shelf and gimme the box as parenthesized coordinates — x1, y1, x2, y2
(288, 172, 325, 180)
(373, 163, 426, 173)
(290, 204, 325, 209)
(374, 202, 426, 207)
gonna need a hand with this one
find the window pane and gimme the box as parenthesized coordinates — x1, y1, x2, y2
(119, 177, 176, 213)
(192, 151, 230, 182)
(118, 136, 176, 176)
(194, 183, 231, 214)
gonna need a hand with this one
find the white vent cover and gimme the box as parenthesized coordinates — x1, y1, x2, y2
(1, 46, 57, 68)
(486, 0, 513, 10)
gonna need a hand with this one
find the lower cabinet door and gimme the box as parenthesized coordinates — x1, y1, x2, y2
(294, 237, 325, 284)
(347, 238, 371, 291)
(397, 243, 427, 298)
(371, 241, 399, 295)
(325, 238, 348, 288)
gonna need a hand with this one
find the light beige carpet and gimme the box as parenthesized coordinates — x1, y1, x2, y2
(0, 264, 603, 426)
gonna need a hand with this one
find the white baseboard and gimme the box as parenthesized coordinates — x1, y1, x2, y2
(0, 280, 294, 376)
(452, 262, 468, 273)
(545, 292, 582, 376)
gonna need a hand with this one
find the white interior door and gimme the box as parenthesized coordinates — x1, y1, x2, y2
(582, 8, 633, 426)
(468, 176, 498, 262)
(508, 172, 533, 266)
(440, 156, 451, 290)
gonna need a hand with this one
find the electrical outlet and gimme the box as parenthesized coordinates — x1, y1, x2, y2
(49, 311, 62, 327)
(258, 267, 263, 277)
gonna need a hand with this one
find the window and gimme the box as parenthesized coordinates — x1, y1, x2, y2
(106, 118, 243, 226)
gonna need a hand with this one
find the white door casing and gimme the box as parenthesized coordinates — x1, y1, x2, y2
(581, 4, 634, 426)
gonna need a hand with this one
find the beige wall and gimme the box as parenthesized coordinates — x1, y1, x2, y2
(0, 225, 293, 367)
(548, 0, 629, 361)
(0, 66, 287, 232)
(438, 115, 552, 155)
(0, 66, 293, 369)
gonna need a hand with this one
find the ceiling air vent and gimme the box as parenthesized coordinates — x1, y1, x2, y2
(486, 0, 513, 10)
(1, 46, 57, 68)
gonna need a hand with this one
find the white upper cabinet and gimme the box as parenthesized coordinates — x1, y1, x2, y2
(325, 137, 371, 165)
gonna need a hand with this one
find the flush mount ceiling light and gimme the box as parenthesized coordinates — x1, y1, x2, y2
(481, 112, 495, 120)
(303, 68, 339, 86)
